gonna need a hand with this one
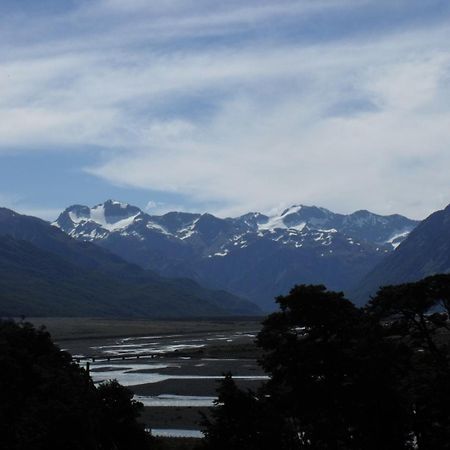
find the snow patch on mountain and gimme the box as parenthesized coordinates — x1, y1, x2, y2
(178, 218, 200, 240)
(258, 205, 307, 232)
(55, 201, 419, 255)
(386, 230, 411, 249)
(68, 206, 141, 232)
(145, 221, 170, 235)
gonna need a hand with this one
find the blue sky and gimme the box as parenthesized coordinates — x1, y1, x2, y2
(1, 0, 450, 221)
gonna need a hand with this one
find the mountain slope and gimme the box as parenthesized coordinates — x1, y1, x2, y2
(55, 201, 418, 310)
(351, 204, 450, 304)
(0, 208, 259, 317)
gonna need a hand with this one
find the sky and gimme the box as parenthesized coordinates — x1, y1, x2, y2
(1, 0, 450, 221)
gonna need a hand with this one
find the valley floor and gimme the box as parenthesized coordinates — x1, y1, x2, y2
(29, 317, 265, 441)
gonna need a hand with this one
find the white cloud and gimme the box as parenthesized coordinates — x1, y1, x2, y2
(1, 1, 450, 219)
(15, 207, 62, 222)
(0, 193, 22, 207)
(0, 193, 61, 221)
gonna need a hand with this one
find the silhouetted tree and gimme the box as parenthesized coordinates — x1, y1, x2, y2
(257, 285, 411, 449)
(98, 380, 151, 450)
(0, 320, 153, 450)
(203, 279, 450, 449)
(367, 275, 450, 449)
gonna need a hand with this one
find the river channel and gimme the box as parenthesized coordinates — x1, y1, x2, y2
(59, 325, 267, 438)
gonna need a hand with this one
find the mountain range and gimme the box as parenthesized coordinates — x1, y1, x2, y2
(0, 207, 259, 318)
(55, 200, 419, 310)
(2, 199, 449, 316)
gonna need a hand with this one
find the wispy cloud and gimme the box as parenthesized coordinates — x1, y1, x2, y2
(0, 192, 61, 221)
(1, 0, 450, 218)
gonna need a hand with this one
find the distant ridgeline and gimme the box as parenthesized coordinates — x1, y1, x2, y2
(0, 207, 260, 318)
(54, 200, 420, 310)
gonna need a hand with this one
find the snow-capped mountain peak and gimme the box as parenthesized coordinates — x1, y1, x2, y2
(55, 200, 144, 235)
(91, 200, 141, 228)
(54, 201, 419, 250)
(258, 204, 336, 232)
(53, 200, 421, 311)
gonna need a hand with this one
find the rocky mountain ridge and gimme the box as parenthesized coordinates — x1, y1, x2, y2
(55, 200, 419, 310)
(56, 200, 417, 250)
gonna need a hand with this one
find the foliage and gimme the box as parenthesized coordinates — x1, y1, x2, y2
(97, 380, 152, 450)
(202, 278, 450, 449)
(0, 320, 153, 450)
(366, 275, 450, 449)
(201, 373, 286, 450)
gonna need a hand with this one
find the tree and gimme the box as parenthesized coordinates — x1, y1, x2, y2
(0, 320, 153, 450)
(98, 380, 151, 450)
(257, 285, 411, 449)
(202, 280, 450, 449)
(367, 275, 450, 449)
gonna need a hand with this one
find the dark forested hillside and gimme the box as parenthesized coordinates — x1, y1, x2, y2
(0, 209, 259, 318)
(351, 204, 450, 304)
